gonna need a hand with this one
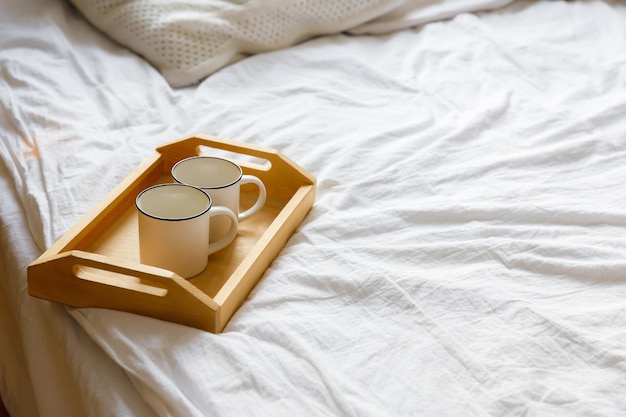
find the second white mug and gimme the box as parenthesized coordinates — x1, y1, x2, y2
(172, 156, 266, 241)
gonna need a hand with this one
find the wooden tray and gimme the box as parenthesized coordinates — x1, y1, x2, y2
(27, 134, 316, 333)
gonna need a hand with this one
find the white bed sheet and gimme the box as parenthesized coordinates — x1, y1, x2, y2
(0, 164, 157, 417)
(2, 0, 626, 416)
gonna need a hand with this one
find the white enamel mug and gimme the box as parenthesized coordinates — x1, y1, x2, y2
(135, 183, 238, 279)
(172, 156, 266, 241)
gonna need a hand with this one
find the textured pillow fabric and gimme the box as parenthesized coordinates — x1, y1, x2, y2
(70, 0, 405, 87)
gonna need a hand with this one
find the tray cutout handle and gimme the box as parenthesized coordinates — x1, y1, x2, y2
(197, 145, 272, 172)
(156, 134, 316, 187)
(28, 250, 221, 332)
(73, 264, 168, 297)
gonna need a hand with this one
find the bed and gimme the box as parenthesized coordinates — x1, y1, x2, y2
(2, 0, 626, 416)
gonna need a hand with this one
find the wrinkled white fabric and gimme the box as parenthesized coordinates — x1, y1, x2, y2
(349, 0, 515, 33)
(69, 0, 514, 86)
(0, 143, 158, 417)
(2, 0, 626, 416)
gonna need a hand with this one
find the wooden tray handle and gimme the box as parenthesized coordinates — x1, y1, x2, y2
(28, 250, 220, 331)
(156, 134, 315, 185)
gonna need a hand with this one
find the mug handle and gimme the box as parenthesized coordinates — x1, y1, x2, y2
(207, 206, 238, 255)
(238, 175, 267, 221)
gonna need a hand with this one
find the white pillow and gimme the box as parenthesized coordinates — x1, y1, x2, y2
(70, 0, 405, 87)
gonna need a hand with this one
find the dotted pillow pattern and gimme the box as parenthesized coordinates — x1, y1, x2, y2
(70, 0, 405, 87)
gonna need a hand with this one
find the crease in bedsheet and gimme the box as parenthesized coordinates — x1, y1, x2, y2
(69, 308, 206, 417)
(229, 330, 390, 417)
(252, 248, 516, 416)
(71, 259, 516, 416)
(349, 0, 516, 34)
(386, 263, 626, 414)
(0, 0, 186, 251)
(247, 239, 620, 414)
